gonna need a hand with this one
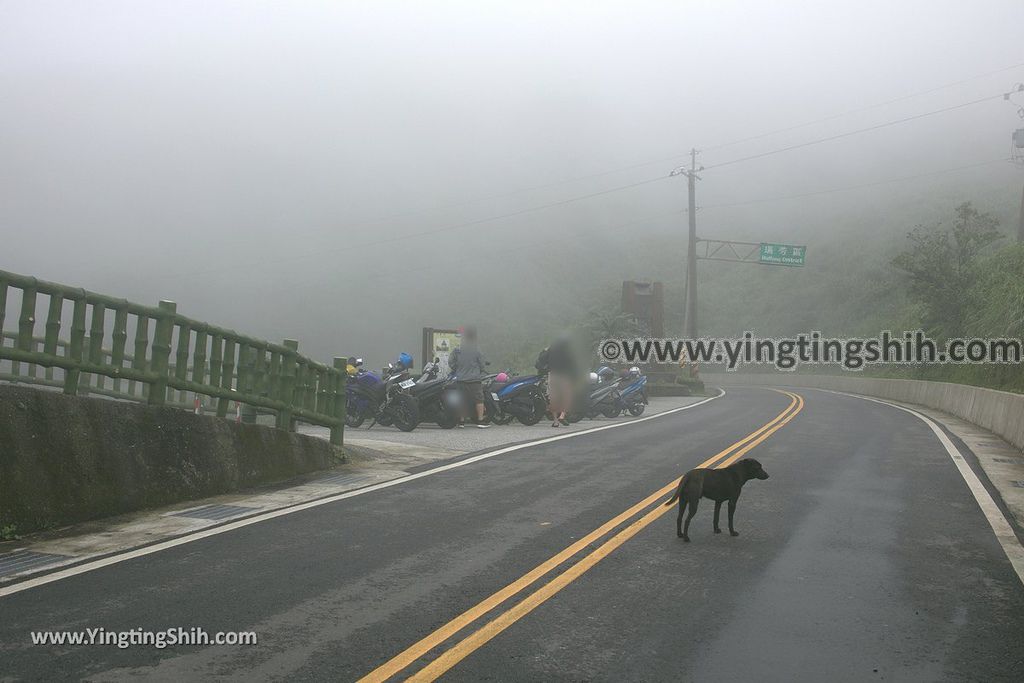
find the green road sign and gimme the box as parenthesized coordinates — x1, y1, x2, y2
(759, 242, 806, 266)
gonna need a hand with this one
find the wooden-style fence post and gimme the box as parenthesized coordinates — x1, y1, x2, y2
(148, 300, 176, 405)
(43, 294, 62, 356)
(109, 306, 128, 394)
(216, 338, 236, 418)
(43, 294, 63, 384)
(238, 346, 258, 424)
(174, 322, 191, 404)
(0, 275, 7, 335)
(89, 302, 106, 390)
(63, 294, 87, 395)
(16, 280, 37, 352)
(330, 357, 346, 446)
(131, 313, 150, 399)
(16, 280, 37, 380)
(276, 339, 299, 431)
(192, 328, 207, 411)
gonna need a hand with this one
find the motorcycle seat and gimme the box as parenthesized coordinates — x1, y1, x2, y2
(410, 378, 447, 394)
(490, 376, 541, 392)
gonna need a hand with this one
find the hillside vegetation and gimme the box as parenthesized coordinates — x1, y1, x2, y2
(484, 191, 1024, 393)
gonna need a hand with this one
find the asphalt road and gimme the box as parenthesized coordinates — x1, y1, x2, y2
(1, 387, 1022, 682)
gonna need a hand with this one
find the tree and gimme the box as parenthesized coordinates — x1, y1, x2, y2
(891, 202, 1002, 337)
(970, 244, 1024, 338)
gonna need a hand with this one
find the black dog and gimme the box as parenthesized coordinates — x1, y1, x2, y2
(664, 458, 769, 542)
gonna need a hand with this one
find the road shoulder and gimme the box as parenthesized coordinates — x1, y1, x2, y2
(749, 384, 1024, 584)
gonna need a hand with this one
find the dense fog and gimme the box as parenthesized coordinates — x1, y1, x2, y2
(2, 1, 1022, 372)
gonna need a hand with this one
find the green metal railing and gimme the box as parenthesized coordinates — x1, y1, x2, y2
(0, 269, 345, 445)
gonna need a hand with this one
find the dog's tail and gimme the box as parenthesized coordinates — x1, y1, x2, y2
(664, 474, 687, 507)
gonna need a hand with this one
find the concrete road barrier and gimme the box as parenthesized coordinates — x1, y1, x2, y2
(709, 373, 1024, 452)
(0, 385, 343, 535)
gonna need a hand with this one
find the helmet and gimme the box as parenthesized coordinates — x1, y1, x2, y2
(495, 372, 509, 383)
(629, 366, 641, 376)
(588, 371, 599, 384)
(397, 352, 413, 369)
(597, 365, 615, 381)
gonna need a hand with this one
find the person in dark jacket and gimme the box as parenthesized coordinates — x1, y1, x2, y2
(449, 326, 489, 428)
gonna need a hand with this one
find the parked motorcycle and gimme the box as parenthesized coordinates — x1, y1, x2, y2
(408, 358, 460, 429)
(617, 366, 649, 416)
(344, 354, 419, 431)
(482, 372, 548, 425)
(566, 369, 623, 422)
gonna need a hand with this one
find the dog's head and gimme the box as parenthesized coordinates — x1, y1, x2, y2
(742, 458, 770, 481)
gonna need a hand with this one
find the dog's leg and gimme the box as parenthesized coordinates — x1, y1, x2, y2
(682, 497, 699, 543)
(727, 496, 740, 537)
(676, 497, 687, 538)
(713, 500, 723, 534)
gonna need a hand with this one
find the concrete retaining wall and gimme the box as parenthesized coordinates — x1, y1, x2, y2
(0, 385, 343, 535)
(708, 373, 1024, 452)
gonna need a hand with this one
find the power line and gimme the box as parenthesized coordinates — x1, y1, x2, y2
(702, 61, 1024, 153)
(382, 62, 1024, 216)
(699, 157, 1011, 209)
(321, 158, 1009, 294)
(702, 93, 1005, 171)
(209, 60, 1024, 249)
(173, 71, 1023, 281)
(182, 89, 1004, 282)
(307, 159, 1009, 291)
(472, 61, 1024, 196)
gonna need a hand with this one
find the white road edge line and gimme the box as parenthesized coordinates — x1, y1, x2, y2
(813, 387, 1024, 587)
(0, 389, 726, 598)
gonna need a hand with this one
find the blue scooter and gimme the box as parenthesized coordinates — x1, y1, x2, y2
(616, 367, 649, 416)
(484, 373, 548, 425)
(566, 368, 623, 422)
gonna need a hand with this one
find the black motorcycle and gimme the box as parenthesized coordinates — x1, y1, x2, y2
(408, 358, 460, 429)
(345, 358, 419, 431)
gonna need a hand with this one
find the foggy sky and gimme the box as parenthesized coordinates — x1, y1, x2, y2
(2, 1, 1022, 369)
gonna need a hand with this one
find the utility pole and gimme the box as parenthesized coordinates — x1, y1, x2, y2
(1018, 182, 1024, 243)
(671, 149, 803, 342)
(1015, 128, 1024, 242)
(674, 149, 700, 339)
(685, 149, 698, 338)
(1004, 84, 1024, 239)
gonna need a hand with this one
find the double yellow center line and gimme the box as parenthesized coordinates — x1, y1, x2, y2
(360, 390, 804, 682)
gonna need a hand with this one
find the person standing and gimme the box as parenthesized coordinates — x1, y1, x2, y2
(545, 333, 577, 427)
(449, 326, 490, 428)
